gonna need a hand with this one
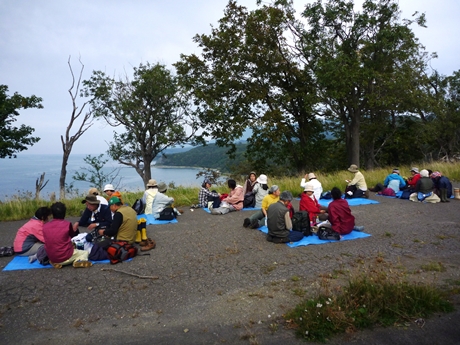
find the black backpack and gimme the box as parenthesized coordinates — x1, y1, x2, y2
(292, 211, 311, 236)
(317, 226, 340, 241)
(132, 198, 145, 215)
(243, 192, 256, 208)
(157, 207, 176, 220)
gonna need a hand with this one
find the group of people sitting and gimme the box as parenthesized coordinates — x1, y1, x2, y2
(369, 167, 453, 203)
(193, 171, 364, 244)
(13, 184, 158, 268)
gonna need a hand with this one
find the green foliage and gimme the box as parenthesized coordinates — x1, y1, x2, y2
(285, 263, 454, 342)
(0, 85, 42, 158)
(72, 154, 122, 191)
(82, 62, 199, 186)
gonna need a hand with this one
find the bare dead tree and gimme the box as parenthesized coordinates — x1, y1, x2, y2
(35, 172, 49, 200)
(59, 56, 94, 200)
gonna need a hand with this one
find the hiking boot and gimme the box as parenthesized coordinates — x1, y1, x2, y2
(353, 225, 364, 232)
(141, 238, 156, 251)
(243, 218, 251, 228)
(73, 260, 93, 268)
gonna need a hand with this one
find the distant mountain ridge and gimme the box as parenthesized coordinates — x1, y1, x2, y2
(156, 143, 247, 171)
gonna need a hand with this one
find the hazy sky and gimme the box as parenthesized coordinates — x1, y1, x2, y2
(1, 0, 458, 155)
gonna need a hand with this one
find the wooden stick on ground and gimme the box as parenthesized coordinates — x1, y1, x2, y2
(101, 267, 159, 279)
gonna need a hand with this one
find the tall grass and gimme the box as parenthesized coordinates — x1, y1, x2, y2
(1, 162, 459, 221)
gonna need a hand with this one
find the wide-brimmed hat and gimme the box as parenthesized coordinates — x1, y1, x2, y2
(88, 187, 99, 195)
(109, 196, 121, 205)
(81, 195, 100, 205)
(410, 167, 419, 173)
(146, 179, 157, 187)
(308, 172, 317, 180)
(348, 164, 359, 173)
(103, 184, 115, 192)
(304, 182, 315, 192)
(392, 168, 400, 174)
(157, 182, 168, 193)
(256, 174, 268, 184)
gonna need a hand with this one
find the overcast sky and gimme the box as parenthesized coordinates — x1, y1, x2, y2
(1, 0, 458, 155)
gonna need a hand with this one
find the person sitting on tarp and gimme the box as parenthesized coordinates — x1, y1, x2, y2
(327, 187, 364, 235)
(345, 164, 368, 198)
(13, 206, 51, 257)
(195, 178, 220, 209)
(369, 168, 406, 195)
(405, 167, 421, 190)
(266, 191, 304, 244)
(299, 182, 328, 223)
(103, 184, 124, 205)
(409, 169, 440, 203)
(151, 182, 181, 219)
(73, 195, 112, 233)
(300, 172, 323, 200)
(210, 179, 244, 215)
(431, 171, 453, 203)
(251, 174, 269, 209)
(243, 185, 280, 228)
(142, 179, 159, 214)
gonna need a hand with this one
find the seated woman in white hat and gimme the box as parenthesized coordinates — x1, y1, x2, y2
(250, 174, 269, 208)
(300, 172, 323, 200)
(142, 179, 158, 215)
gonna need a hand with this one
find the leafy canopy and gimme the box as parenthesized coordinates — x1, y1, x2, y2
(0, 85, 42, 158)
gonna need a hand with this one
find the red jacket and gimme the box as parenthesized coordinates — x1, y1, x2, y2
(43, 219, 78, 263)
(407, 173, 421, 188)
(299, 192, 321, 222)
(328, 199, 355, 235)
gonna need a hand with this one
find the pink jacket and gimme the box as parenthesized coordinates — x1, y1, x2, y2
(223, 185, 244, 211)
(13, 218, 45, 254)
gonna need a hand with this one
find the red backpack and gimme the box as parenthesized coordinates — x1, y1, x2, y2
(106, 241, 138, 264)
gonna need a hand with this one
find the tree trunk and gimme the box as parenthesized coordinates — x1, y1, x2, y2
(59, 150, 70, 200)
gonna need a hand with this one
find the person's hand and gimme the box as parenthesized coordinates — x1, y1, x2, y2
(87, 223, 97, 231)
(265, 218, 268, 227)
(320, 210, 326, 214)
(304, 174, 309, 179)
(73, 222, 79, 231)
(98, 229, 105, 236)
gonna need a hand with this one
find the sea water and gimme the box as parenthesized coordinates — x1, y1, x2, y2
(0, 154, 203, 201)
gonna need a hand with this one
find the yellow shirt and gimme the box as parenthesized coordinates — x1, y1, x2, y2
(261, 194, 280, 212)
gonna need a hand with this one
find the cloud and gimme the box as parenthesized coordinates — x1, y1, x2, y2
(1, 0, 458, 155)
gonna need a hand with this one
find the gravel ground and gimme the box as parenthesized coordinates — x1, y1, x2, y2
(1, 192, 460, 345)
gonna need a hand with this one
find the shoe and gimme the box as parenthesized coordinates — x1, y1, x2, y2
(141, 238, 156, 251)
(364, 190, 370, 198)
(353, 225, 364, 232)
(4, 247, 14, 256)
(243, 218, 251, 228)
(73, 260, 93, 268)
(211, 209, 220, 215)
(0, 247, 6, 257)
(139, 240, 149, 246)
(249, 221, 260, 229)
(51, 262, 63, 269)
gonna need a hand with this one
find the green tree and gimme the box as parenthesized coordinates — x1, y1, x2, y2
(300, 0, 430, 169)
(175, 1, 327, 174)
(83, 62, 199, 186)
(72, 154, 122, 191)
(0, 85, 42, 158)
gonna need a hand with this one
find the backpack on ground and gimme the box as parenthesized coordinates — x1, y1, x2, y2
(106, 241, 138, 264)
(243, 192, 256, 208)
(157, 207, 176, 220)
(320, 191, 332, 200)
(292, 210, 311, 236)
(317, 226, 340, 241)
(132, 198, 145, 215)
